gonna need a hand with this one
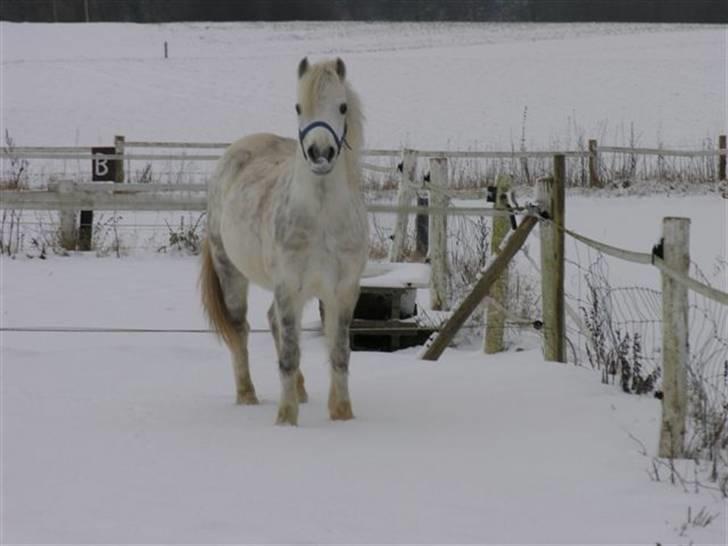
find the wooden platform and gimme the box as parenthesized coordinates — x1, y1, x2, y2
(350, 318, 435, 352)
(349, 262, 436, 352)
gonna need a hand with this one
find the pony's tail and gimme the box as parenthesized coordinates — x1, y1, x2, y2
(200, 238, 238, 349)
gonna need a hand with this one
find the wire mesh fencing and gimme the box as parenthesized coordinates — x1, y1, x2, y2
(560, 237, 728, 472)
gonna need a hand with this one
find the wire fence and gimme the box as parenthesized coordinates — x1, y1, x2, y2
(551, 230, 728, 474)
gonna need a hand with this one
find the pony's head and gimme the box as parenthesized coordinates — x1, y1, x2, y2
(295, 57, 361, 176)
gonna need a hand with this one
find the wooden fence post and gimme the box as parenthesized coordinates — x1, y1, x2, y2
(55, 180, 77, 250)
(539, 156, 566, 363)
(589, 139, 600, 188)
(415, 194, 429, 259)
(388, 149, 417, 262)
(659, 217, 690, 459)
(114, 135, 125, 183)
(78, 211, 93, 250)
(484, 173, 511, 353)
(719, 134, 726, 181)
(429, 157, 450, 310)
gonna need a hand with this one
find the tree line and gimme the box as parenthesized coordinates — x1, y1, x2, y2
(2, 0, 725, 23)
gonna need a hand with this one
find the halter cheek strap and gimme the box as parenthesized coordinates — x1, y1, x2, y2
(298, 120, 349, 160)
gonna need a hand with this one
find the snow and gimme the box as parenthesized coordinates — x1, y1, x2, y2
(1, 22, 724, 150)
(362, 262, 431, 288)
(2, 256, 726, 544)
(560, 193, 726, 290)
(2, 21, 727, 544)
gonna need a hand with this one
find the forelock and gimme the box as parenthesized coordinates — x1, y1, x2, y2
(298, 61, 342, 114)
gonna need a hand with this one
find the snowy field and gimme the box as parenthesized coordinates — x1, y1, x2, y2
(1, 22, 724, 149)
(2, 254, 727, 544)
(2, 21, 728, 544)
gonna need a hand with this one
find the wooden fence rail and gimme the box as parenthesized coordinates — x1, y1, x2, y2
(13, 147, 725, 162)
(597, 145, 727, 158)
(0, 183, 531, 218)
(4, 136, 726, 163)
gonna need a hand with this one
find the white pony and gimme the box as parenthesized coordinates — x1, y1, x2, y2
(201, 58, 368, 426)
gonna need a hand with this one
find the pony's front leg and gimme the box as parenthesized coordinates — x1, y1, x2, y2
(323, 287, 359, 421)
(273, 286, 303, 426)
(268, 303, 308, 403)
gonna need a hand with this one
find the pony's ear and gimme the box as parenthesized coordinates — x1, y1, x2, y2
(335, 58, 346, 81)
(298, 57, 309, 79)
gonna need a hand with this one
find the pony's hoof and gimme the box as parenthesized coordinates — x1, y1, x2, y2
(296, 374, 308, 403)
(236, 391, 259, 405)
(276, 404, 298, 426)
(329, 400, 354, 421)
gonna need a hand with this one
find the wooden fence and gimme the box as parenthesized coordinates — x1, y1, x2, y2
(2, 133, 726, 186)
(2, 140, 727, 459)
(417, 153, 728, 462)
(1, 134, 726, 322)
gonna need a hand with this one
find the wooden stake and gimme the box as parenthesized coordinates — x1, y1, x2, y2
(114, 135, 125, 184)
(56, 180, 77, 250)
(389, 149, 417, 262)
(659, 217, 690, 459)
(429, 157, 449, 310)
(589, 139, 600, 188)
(78, 210, 93, 251)
(539, 156, 566, 363)
(421, 215, 537, 361)
(484, 174, 511, 353)
(415, 194, 428, 258)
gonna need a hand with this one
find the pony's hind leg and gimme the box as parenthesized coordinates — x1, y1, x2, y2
(268, 303, 308, 403)
(323, 286, 358, 421)
(206, 242, 258, 405)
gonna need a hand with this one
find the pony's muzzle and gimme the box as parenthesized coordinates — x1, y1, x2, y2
(298, 120, 347, 176)
(306, 143, 337, 175)
(310, 160, 334, 176)
(307, 143, 336, 164)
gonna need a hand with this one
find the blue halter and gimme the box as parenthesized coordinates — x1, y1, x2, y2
(298, 120, 349, 160)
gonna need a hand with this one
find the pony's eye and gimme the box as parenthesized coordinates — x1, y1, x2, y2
(295, 104, 301, 115)
(339, 103, 348, 115)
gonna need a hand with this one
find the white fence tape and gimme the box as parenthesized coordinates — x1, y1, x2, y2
(561, 224, 728, 306)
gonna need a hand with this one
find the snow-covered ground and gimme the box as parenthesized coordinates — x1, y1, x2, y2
(2, 21, 727, 544)
(2, 195, 726, 543)
(2, 255, 726, 544)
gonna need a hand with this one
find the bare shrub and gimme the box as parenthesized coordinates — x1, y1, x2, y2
(0, 209, 23, 257)
(157, 213, 205, 255)
(449, 214, 490, 302)
(0, 131, 29, 257)
(580, 263, 661, 394)
(368, 216, 391, 261)
(1, 130, 29, 190)
(92, 214, 125, 258)
(135, 163, 154, 184)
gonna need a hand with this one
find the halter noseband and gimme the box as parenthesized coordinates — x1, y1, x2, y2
(298, 120, 350, 161)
